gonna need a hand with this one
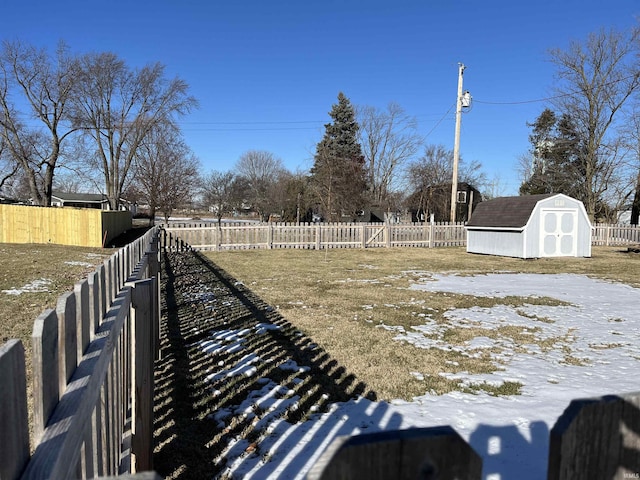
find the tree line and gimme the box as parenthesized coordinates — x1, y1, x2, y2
(0, 40, 197, 216)
(3, 25, 640, 224)
(519, 26, 640, 223)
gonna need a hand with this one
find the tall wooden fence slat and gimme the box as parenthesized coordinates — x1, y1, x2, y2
(31, 309, 60, 442)
(0, 340, 30, 480)
(306, 426, 482, 480)
(547, 391, 640, 480)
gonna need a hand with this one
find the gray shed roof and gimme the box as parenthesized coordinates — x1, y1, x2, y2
(466, 194, 554, 229)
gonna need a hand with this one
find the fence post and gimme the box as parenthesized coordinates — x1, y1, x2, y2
(316, 224, 321, 250)
(128, 278, 156, 473)
(0, 340, 30, 480)
(429, 214, 435, 248)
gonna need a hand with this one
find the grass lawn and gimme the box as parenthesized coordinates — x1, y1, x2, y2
(205, 246, 640, 400)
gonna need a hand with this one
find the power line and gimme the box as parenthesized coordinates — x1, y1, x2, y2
(424, 102, 455, 139)
(475, 72, 640, 106)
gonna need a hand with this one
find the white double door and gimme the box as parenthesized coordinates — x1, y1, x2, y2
(540, 209, 577, 257)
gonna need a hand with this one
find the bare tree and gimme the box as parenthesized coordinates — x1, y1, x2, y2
(0, 135, 20, 195)
(0, 40, 79, 206)
(72, 53, 197, 210)
(132, 124, 201, 223)
(549, 26, 640, 219)
(405, 144, 485, 221)
(235, 150, 287, 220)
(357, 102, 422, 209)
(202, 170, 236, 225)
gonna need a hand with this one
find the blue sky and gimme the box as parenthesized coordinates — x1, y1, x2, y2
(3, 0, 639, 195)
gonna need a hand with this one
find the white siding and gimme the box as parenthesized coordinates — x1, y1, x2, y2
(467, 230, 524, 257)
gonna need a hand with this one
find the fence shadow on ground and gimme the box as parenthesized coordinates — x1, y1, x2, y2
(469, 421, 549, 479)
(153, 249, 390, 479)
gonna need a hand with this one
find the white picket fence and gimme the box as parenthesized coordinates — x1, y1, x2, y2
(161, 221, 468, 251)
(161, 221, 640, 251)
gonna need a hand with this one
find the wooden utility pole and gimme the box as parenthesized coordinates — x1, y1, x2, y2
(450, 63, 465, 223)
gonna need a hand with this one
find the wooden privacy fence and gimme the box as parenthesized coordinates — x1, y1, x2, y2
(162, 221, 468, 251)
(0, 227, 161, 480)
(0, 204, 132, 248)
(161, 221, 640, 251)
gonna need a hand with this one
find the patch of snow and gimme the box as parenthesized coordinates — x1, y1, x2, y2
(215, 273, 640, 480)
(2, 278, 52, 295)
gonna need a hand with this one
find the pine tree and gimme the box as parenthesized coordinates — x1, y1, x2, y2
(520, 108, 582, 198)
(310, 92, 367, 221)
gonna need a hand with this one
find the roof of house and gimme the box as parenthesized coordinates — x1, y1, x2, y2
(466, 194, 555, 228)
(52, 191, 109, 203)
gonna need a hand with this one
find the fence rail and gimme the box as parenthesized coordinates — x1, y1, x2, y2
(161, 221, 640, 251)
(0, 227, 160, 480)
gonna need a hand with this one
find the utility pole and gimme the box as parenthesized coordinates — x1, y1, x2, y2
(450, 63, 465, 223)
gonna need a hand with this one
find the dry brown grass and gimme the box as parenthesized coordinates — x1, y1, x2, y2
(0, 243, 114, 344)
(205, 246, 640, 400)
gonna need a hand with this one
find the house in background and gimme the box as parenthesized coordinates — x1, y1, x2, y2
(51, 191, 111, 209)
(50, 191, 135, 213)
(466, 193, 592, 259)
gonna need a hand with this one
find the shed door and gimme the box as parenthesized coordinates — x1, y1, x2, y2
(540, 209, 578, 257)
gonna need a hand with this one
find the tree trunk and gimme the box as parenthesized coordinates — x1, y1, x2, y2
(631, 171, 640, 225)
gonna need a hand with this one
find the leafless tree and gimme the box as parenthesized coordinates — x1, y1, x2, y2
(549, 26, 640, 219)
(72, 52, 197, 210)
(405, 144, 485, 220)
(235, 150, 287, 220)
(357, 102, 422, 209)
(0, 40, 79, 206)
(202, 170, 236, 225)
(132, 124, 201, 223)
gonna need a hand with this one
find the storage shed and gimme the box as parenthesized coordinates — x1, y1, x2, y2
(466, 193, 592, 258)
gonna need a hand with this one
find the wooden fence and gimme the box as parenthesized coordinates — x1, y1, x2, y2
(0, 227, 160, 480)
(592, 223, 640, 246)
(162, 221, 468, 251)
(307, 391, 640, 479)
(0, 204, 132, 248)
(161, 221, 640, 251)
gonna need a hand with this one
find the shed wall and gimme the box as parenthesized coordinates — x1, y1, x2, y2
(466, 230, 524, 257)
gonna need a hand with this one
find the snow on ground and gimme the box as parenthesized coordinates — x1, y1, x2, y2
(2, 278, 52, 295)
(211, 273, 640, 479)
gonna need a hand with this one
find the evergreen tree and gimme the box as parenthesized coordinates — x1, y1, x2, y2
(310, 92, 367, 221)
(520, 108, 582, 198)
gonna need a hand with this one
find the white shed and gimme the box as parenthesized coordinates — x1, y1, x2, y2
(466, 193, 592, 258)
